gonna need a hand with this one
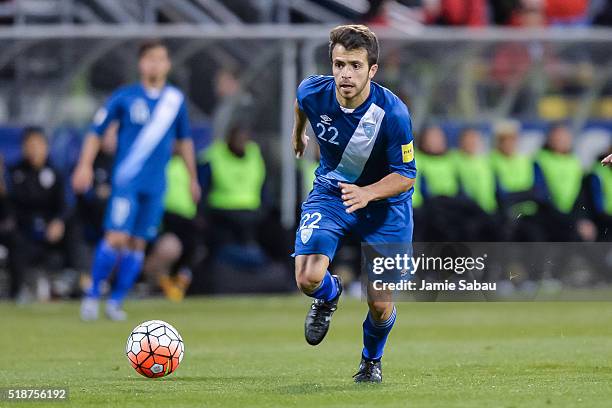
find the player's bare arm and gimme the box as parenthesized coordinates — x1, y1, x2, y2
(339, 173, 415, 214)
(602, 153, 612, 166)
(292, 100, 309, 158)
(72, 132, 102, 193)
(176, 138, 201, 203)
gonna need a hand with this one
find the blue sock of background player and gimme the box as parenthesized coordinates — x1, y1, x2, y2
(109, 249, 145, 304)
(362, 306, 397, 361)
(87, 239, 120, 298)
(307, 270, 338, 302)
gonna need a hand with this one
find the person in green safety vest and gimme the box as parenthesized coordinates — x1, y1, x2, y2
(533, 123, 596, 242)
(416, 125, 460, 201)
(413, 125, 461, 241)
(144, 153, 199, 302)
(453, 127, 502, 241)
(455, 128, 498, 214)
(586, 147, 612, 241)
(490, 120, 546, 242)
(198, 126, 266, 258)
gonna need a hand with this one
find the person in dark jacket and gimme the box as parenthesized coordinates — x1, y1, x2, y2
(8, 127, 75, 301)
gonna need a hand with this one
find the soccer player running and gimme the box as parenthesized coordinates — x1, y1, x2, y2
(293, 25, 416, 383)
(73, 40, 200, 321)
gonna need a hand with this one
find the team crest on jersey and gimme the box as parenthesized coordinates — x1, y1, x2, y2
(320, 115, 332, 125)
(130, 98, 150, 124)
(363, 122, 376, 139)
(300, 228, 313, 244)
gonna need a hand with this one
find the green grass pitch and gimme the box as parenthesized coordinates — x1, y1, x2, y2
(1, 296, 611, 407)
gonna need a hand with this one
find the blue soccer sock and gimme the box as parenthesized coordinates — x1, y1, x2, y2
(307, 270, 338, 302)
(109, 250, 145, 304)
(87, 240, 120, 299)
(362, 306, 397, 361)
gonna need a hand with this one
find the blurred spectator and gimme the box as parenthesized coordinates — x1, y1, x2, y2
(586, 147, 612, 241)
(533, 123, 595, 241)
(414, 125, 462, 241)
(490, 0, 521, 25)
(489, 0, 590, 113)
(545, 0, 589, 26)
(0, 153, 24, 299)
(212, 68, 254, 141)
(8, 127, 79, 301)
(453, 128, 502, 240)
(198, 126, 266, 265)
(423, 0, 488, 26)
(455, 128, 497, 214)
(144, 154, 198, 302)
(491, 1, 548, 85)
(490, 120, 545, 241)
(362, 0, 388, 24)
(416, 125, 460, 199)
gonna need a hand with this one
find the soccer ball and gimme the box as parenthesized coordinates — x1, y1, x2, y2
(125, 320, 184, 378)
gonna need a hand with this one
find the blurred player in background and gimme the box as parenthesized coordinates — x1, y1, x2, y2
(73, 40, 200, 321)
(293, 25, 416, 383)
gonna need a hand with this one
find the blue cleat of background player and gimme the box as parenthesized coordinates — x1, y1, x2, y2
(292, 25, 416, 383)
(74, 40, 200, 321)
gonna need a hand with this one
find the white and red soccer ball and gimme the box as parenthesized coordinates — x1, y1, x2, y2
(125, 320, 184, 378)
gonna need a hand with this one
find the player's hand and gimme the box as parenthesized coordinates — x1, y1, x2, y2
(293, 133, 309, 159)
(46, 219, 65, 243)
(602, 153, 612, 166)
(339, 182, 375, 214)
(190, 179, 201, 203)
(71, 164, 94, 193)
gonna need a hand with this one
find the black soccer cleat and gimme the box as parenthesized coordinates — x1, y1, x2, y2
(304, 275, 343, 346)
(353, 356, 383, 383)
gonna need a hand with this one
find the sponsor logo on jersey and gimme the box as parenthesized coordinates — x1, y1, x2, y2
(320, 115, 332, 125)
(401, 141, 414, 163)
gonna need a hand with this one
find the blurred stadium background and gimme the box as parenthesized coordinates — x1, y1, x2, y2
(0, 0, 611, 302)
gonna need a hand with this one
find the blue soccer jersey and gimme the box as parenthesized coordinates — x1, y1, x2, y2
(90, 83, 190, 240)
(91, 83, 191, 195)
(294, 75, 417, 261)
(297, 75, 416, 204)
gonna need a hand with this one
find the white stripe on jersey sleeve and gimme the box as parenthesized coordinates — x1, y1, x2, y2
(114, 87, 183, 186)
(323, 103, 386, 183)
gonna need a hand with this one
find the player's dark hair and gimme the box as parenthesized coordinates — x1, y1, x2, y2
(329, 25, 379, 67)
(21, 126, 46, 144)
(138, 39, 168, 59)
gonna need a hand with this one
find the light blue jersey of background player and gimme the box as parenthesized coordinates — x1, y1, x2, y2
(73, 40, 200, 321)
(292, 25, 416, 383)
